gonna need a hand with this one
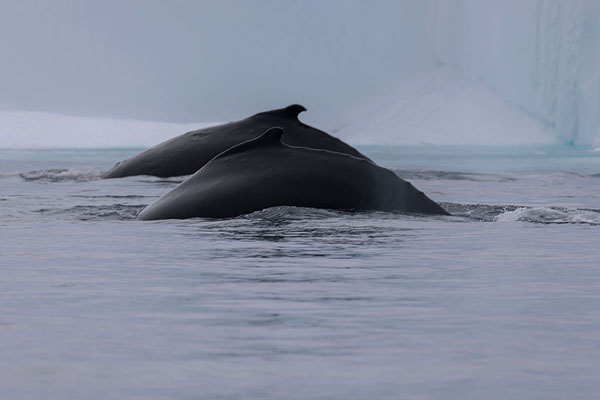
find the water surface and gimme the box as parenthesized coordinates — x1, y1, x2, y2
(1, 146, 599, 399)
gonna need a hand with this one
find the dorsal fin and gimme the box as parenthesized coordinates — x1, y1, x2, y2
(214, 127, 285, 160)
(253, 104, 307, 120)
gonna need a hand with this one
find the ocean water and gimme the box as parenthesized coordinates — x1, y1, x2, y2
(1, 146, 599, 399)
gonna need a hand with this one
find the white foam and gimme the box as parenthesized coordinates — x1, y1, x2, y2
(19, 168, 102, 183)
(494, 207, 600, 225)
(0, 110, 216, 148)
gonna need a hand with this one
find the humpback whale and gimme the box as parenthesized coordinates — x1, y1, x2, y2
(137, 127, 449, 220)
(103, 104, 366, 178)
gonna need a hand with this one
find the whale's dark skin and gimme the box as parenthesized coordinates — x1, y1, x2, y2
(103, 104, 367, 178)
(137, 127, 449, 220)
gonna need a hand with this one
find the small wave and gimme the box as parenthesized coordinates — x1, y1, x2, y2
(36, 204, 145, 221)
(394, 169, 480, 181)
(240, 206, 441, 224)
(393, 169, 514, 182)
(545, 171, 600, 179)
(242, 206, 348, 221)
(138, 177, 187, 185)
(68, 194, 155, 199)
(20, 168, 102, 183)
(443, 202, 600, 225)
(440, 202, 519, 222)
(494, 207, 600, 225)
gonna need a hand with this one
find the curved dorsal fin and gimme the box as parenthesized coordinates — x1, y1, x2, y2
(254, 104, 307, 120)
(214, 127, 285, 160)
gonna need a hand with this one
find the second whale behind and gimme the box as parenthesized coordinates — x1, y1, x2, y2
(137, 127, 449, 220)
(103, 104, 366, 178)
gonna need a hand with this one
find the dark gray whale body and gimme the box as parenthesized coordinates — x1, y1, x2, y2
(137, 128, 449, 220)
(103, 105, 366, 178)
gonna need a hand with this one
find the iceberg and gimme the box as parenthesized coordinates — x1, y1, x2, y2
(435, 0, 600, 146)
(0, 0, 599, 147)
(0, 110, 213, 148)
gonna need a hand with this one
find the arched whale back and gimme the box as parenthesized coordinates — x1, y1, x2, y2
(103, 104, 366, 178)
(213, 126, 286, 158)
(137, 128, 449, 220)
(253, 104, 307, 119)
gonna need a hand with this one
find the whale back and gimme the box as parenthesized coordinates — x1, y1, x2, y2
(252, 104, 306, 119)
(212, 126, 285, 160)
(137, 128, 449, 220)
(103, 104, 367, 178)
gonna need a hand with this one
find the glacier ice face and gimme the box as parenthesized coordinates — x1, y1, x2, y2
(0, 111, 214, 148)
(328, 67, 556, 146)
(436, 0, 600, 146)
(333, 0, 600, 146)
(0, 0, 599, 147)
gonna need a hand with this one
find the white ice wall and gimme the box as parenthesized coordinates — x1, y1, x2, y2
(1, 1, 600, 147)
(436, 0, 600, 145)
